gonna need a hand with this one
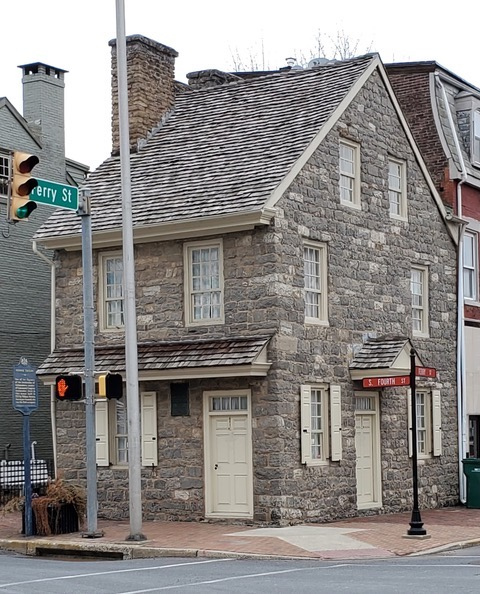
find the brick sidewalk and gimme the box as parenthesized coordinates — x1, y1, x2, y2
(1, 506, 479, 560)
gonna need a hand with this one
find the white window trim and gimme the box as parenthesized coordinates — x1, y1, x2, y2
(407, 389, 442, 458)
(411, 265, 429, 338)
(304, 241, 328, 325)
(184, 239, 225, 327)
(301, 384, 342, 466)
(95, 392, 158, 467)
(339, 139, 361, 210)
(463, 231, 478, 302)
(388, 157, 407, 221)
(98, 251, 124, 332)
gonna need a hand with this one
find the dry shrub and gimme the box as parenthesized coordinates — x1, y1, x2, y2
(31, 478, 86, 536)
(0, 496, 24, 515)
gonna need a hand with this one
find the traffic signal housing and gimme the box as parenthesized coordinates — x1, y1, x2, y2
(55, 375, 83, 401)
(9, 151, 39, 221)
(98, 373, 123, 399)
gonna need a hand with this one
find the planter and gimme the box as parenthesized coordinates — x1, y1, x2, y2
(23, 502, 79, 535)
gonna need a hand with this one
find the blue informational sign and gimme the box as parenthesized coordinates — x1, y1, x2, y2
(12, 357, 39, 414)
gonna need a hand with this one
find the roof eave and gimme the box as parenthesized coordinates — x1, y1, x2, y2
(39, 362, 272, 384)
(35, 208, 277, 251)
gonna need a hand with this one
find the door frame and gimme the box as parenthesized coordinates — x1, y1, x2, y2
(354, 391, 382, 510)
(203, 389, 253, 519)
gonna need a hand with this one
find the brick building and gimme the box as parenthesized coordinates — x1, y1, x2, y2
(35, 37, 459, 523)
(0, 63, 88, 463)
(387, 62, 480, 498)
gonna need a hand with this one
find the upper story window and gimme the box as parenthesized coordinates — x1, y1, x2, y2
(473, 110, 480, 165)
(411, 265, 429, 337)
(0, 153, 9, 198)
(304, 241, 328, 325)
(99, 252, 124, 331)
(388, 158, 407, 220)
(464, 231, 478, 301)
(184, 240, 224, 326)
(339, 140, 360, 209)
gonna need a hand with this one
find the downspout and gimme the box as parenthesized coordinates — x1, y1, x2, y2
(32, 240, 57, 477)
(436, 74, 468, 503)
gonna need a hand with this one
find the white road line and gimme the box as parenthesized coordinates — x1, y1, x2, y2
(118, 565, 352, 594)
(0, 558, 231, 589)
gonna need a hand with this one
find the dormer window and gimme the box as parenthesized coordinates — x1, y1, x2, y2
(474, 110, 480, 165)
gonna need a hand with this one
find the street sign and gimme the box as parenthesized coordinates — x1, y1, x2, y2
(12, 357, 38, 414)
(30, 178, 79, 211)
(415, 366, 437, 378)
(363, 376, 410, 388)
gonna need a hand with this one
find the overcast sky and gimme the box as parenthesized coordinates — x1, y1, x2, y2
(1, 0, 479, 172)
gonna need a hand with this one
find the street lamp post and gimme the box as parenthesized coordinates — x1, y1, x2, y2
(407, 348, 427, 536)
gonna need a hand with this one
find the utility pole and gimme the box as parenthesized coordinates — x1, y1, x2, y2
(115, 0, 145, 541)
(78, 187, 102, 538)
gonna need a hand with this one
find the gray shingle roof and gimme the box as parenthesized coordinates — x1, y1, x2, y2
(33, 54, 376, 241)
(37, 335, 271, 377)
(350, 336, 411, 369)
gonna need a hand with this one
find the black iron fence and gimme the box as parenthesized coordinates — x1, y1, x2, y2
(0, 459, 55, 506)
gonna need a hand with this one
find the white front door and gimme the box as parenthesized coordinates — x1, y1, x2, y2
(204, 391, 253, 518)
(355, 392, 382, 509)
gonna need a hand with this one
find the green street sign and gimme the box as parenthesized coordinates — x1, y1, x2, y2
(30, 178, 79, 211)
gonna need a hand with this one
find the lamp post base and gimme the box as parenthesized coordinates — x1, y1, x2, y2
(407, 509, 427, 536)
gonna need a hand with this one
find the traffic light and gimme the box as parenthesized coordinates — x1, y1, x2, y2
(55, 375, 83, 401)
(9, 151, 39, 221)
(98, 373, 123, 399)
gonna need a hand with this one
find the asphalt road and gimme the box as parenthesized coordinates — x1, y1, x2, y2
(0, 548, 479, 593)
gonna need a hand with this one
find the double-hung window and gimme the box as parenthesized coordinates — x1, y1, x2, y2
(300, 384, 342, 465)
(184, 240, 224, 326)
(339, 140, 360, 208)
(96, 391, 158, 467)
(0, 153, 9, 199)
(408, 389, 442, 457)
(304, 242, 328, 324)
(463, 232, 478, 301)
(411, 266, 429, 337)
(388, 158, 407, 220)
(100, 253, 124, 330)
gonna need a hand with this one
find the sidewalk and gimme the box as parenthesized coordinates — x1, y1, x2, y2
(1, 506, 480, 561)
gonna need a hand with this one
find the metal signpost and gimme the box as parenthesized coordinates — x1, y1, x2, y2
(407, 352, 436, 537)
(12, 357, 39, 537)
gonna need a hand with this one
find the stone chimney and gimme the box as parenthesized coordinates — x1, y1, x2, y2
(19, 62, 67, 182)
(109, 35, 178, 155)
(187, 69, 241, 89)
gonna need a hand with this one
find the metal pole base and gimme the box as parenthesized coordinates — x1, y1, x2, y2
(81, 531, 105, 539)
(407, 509, 427, 536)
(126, 532, 147, 542)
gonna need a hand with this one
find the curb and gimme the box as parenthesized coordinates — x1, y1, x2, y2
(0, 538, 321, 561)
(408, 538, 480, 557)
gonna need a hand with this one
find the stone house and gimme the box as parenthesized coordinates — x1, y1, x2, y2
(0, 63, 88, 462)
(35, 36, 459, 524)
(387, 62, 480, 495)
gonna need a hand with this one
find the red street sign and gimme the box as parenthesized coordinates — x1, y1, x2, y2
(415, 366, 436, 378)
(363, 376, 410, 388)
